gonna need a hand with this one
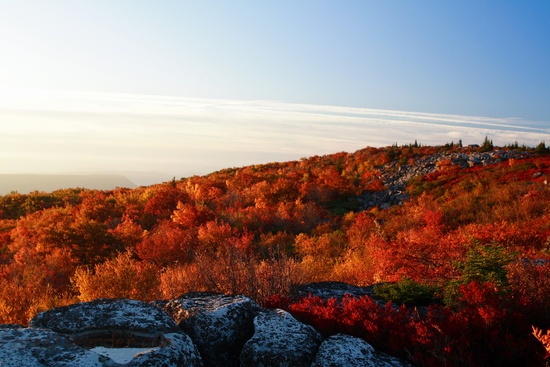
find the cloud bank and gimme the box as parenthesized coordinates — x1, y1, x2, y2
(0, 89, 548, 185)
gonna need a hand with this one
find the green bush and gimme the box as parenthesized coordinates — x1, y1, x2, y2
(443, 242, 515, 308)
(373, 277, 440, 306)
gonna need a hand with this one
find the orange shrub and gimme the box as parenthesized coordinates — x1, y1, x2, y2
(159, 263, 206, 299)
(72, 251, 160, 302)
(0, 273, 74, 325)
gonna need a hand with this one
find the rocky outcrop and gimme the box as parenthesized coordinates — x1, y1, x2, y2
(311, 334, 411, 367)
(0, 327, 204, 367)
(360, 149, 533, 209)
(160, 293, 261, 367)
(0, 327, 110, 367)
(24, 298, 204, 367)
(30, 298, 179, 336)
(125, 332, 204, 367)
(240, 309, 323, 367)
(2, 287, 413, 367)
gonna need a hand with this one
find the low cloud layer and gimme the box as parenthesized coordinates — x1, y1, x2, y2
(1, 89, 548, 185)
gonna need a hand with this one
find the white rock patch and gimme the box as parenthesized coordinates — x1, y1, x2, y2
(91, 346, 160, 364)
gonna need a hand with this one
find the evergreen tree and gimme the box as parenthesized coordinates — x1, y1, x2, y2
(478, 136, 494, 152)
(535, 141, 549, 154)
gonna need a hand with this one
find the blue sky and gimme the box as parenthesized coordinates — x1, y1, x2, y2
(0, 1, 549, 185)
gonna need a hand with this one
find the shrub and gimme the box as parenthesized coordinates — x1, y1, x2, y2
(373, 278, 440, 306)
(283, 291, 544, 366)
(507, 260, 550, 326)
(72, 251, 160, 302)
(0, 279, 74, 325)
(158, 263, 206, 299)
(444, 242, 514, 308)
(532, 326, 550, 361)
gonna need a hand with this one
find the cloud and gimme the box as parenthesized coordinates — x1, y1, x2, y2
(0, 88, 548, 185)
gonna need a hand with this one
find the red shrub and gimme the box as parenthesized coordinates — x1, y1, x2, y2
(282, 287, 545, 366)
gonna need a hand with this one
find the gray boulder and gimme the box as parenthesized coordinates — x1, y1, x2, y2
(28, 298, 204, 367)
(311, 334, 411, 367)
(291, 281, 375, 301)
(240, 309, 323, 367)
(0, 327, 112, 367)
(161, 292, 261, 367)
(126, 332, 204, 367)
(30, 298, 179, 336)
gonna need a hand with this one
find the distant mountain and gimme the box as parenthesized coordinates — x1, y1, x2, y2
(0, 174, 137, 195)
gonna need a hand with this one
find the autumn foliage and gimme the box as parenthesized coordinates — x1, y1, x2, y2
(0, 143, 549, 364)
(277, 282, 541, 366)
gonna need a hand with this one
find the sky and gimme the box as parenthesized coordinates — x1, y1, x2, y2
(0, 1, 549, 186)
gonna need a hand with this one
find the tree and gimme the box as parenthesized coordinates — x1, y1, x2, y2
(9, 207, 74, 255)
(458, 243, 514, 287)
(171, 201, 214, 228)
(534, 141, 549, 154)
(109, 216, 144, 250)
(478, 136, 494, 152)
(136, 220, 196, 266)
(444, 242, 515, 308)
(142, 183, 190, 225)
(69, 220, 120, 265)
(0, 193, 27, 219)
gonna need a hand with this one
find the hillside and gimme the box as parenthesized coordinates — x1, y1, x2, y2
(0, 142, 549, 365)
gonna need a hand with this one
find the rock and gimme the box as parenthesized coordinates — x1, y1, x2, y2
(291, 281, 375, 301)
(150, 299, 169, 309)
(28, 299, 204, 367)
(0, 324, 24, 329)
(0, 327, 112, 367)
(161, 293, 261, 367)
(291, 281, 388, 307)
(311, 334, 411, 367)
(358, 149, 534, 211)
(30, 298, 179, 336)
(0, 327, 204, 367)
(127, 332, 204, 367)
(240, 309, 323, 367)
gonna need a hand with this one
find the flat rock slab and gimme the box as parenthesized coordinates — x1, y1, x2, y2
(240, 309, 323, 367)
(27, 299, 204, 367)
(161, 292, 261, 367)
(30, 298, 179, 336)
(311, 334, 411, 367)
(0, 327, 111, 367)
(0, 327, 204, 367)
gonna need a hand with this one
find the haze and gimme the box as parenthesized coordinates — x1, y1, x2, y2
(0, 1, 548, 188)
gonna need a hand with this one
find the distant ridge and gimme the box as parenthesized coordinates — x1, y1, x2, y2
(0, 174, 137, 195)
